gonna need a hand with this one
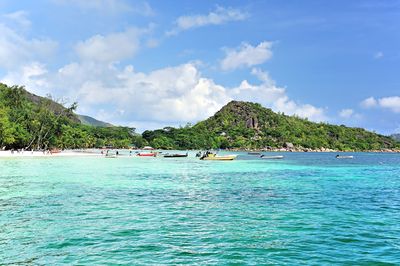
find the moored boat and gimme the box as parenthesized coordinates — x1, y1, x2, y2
(104, 149, 118, 158)
(163, 152, 188, 158)
(248, 152, 261, 155)
(200, 152, 237, 161)
(260, 155, 284, 159)
(137, 152, 157, 157)
(335, 155, 354, 159)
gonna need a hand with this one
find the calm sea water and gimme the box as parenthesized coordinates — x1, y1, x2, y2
(1, 152, 399, 265)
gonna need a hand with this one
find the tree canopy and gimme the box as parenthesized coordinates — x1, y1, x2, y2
(0, 83, 146, 150)
(142, 101, 400, 151)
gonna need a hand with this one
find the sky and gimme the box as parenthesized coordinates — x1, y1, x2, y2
(0, 0, 399, 134)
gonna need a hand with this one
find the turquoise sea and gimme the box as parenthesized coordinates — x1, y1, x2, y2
(1, 152, 399, 265)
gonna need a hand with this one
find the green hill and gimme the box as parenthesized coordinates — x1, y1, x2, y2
(142, 101, 399, 151)
(0, 83, 141, 149)
(77, 114, 113, 127)
(23, 89, 111, 127)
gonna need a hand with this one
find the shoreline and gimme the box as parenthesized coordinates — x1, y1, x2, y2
(0, 148, 399, 158)
(0, 150, 102, 158)
(226, 148, 400, 153)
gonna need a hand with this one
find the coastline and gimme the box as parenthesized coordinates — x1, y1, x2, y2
(0, 150, 101, 158)
(226, 147, 400, 153)
(1, 147, 399, 158)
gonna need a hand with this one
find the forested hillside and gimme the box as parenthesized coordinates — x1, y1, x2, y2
(143, 101, 399, 151)
(0, 83, 144, 149)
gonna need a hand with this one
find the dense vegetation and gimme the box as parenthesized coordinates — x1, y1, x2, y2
(1, 84, 398, 151)
(143, 101, 400, 151)
(0, 83, 145, 150)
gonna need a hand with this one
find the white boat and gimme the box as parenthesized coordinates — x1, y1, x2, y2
(335, 155, 354, 159)
(260, 155, 284, 159)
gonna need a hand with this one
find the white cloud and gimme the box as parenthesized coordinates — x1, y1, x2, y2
(360, 96, 400, 113)
(378, 96, 400, 113)
(167, 6, 248, 36)
(75, 28, 147, 63)
(229, 68, 327, 121)
(0, 23, 57, 69)
(360, 97, 378, 108)
(221, 42, 273, 71)
(49, 62, 231, 124)
(1, 62, 50, 95)
(3, 10, 31, 29)
(339, 108, 354, 118)
(0, 20, 325, 128)
(3, 60, 326, 128)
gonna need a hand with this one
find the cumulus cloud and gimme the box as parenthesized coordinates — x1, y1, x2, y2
(221, 42, 273, 71)
(339, 108, 354, 118)
(167, 6, 248, 36)
(75, 27, 149, 63)
(0, 19, 325, 129)
(378, 96, 400, 113)
(361, 96, 400, 113)
(2, 59, 326, 130)
(230, 68, 326, 121)
(1, 62, 50, 96)
(360, 97, 378, 108)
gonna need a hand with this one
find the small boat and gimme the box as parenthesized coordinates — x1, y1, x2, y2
(105, 154, 117, 158)
(137, 152, 157, 157)
(163, 153, 188, 158)
(260, 155, 284, 159)
(335, 155, 354, 159)
(200, 153, 237, 161)
(248, 152, 261, 155)
(104, 149, 118, 158)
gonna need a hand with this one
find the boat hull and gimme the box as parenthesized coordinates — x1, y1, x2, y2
(163, 154, 188, 158)
(336, 156, 353, 159)
(137, 153, 156, 157)
(201, 155, 237, 161)
(260, 155, 284, 159)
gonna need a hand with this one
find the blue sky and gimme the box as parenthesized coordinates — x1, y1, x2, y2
(0, 0, 399, 134)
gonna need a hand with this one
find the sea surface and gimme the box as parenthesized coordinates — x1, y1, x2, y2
(1, 152, 399, 265)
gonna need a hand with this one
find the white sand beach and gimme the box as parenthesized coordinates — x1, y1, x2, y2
(0, 150, 102, 158)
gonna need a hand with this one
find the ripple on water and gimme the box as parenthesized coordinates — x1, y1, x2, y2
(0, 153, 400, 264)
